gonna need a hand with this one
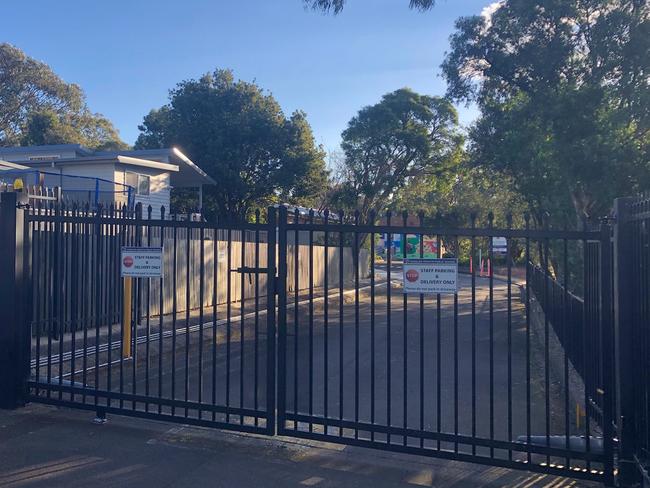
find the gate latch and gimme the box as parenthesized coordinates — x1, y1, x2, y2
(234, 267, 269, 274)
(233, 266, 269, 285)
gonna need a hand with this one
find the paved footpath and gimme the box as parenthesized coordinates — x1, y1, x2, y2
(0, 404, 597, 488)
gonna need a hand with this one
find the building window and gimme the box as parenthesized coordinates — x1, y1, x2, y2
(137, 174, 150, 196)
(125, 172, 150, 196)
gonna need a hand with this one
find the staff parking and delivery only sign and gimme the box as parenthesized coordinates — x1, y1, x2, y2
(402, 258, 458, 294)
(121, 247, 163, 278)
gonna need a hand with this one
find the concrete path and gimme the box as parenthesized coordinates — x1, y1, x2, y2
(0, 404, 597, 487)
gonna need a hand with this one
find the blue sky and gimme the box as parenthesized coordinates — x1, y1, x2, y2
(4, 0, 488, 155)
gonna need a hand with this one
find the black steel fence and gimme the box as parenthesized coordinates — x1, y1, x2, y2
(527, 241, 608, 429)
(617, 196, 650, 484)
(276, 207, 613, 483)
(25, 200, 278, 434)
(0, 192, 633, 485)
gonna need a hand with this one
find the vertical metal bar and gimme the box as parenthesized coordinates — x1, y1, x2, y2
(582, 219, 591, 469)
(612, 198, 639, 486)
(563, 233, 570, 469)
(70, 206, 78, 402)
(644, 213, 650, 462)
(266, 207, 277, 434)
(199, 222, 205, 418)
(118, 206, 125, 409)
(506, 214, 513, 461)
(145, 207, 152, 412)
(254, 210, 260, 426)
(309, 209, 314, 432)
(106, 205, 114, 408)
(240, 222, 246, 425)
(452, 234, 458, 454)
(0, 192, 30, 409)
(354, 210, 360, 440)
(277, 206, 288, 433)
(386, 211, 392, 445)
(133, 205, 142, 411)
(82, 205, 89, 401)
(61, 204, 68, 398)
(212, 217, 219, 421)
(543, 219, 551, 465)
(470, 214, 477, 454)
(158, 208, 165, 414)
(525, 214, 531, 462)
(488, 214, 494, 458)
(46, 206, 53, 399)
(171, 220, 178, 416)
(294, 209, 299, 429)
(418, 212, 424, 449)
(436, 232, 441, 450)
(338, 211, 344, 437)
(34, 211, 41, 397)
(184, 222, 191, 417)
(226, 226, 232, 422)
(402, 211, 408, 447)
(600, 220, 615, 484)
(324, 210, 330, 425)
(369, 211, 376, 442)
(95, 206, 102, 408)
(57, 204, 64, 400)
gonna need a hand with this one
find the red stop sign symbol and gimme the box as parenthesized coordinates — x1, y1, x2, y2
(406, 269, 419, 282)
(123, 256, 134, 268)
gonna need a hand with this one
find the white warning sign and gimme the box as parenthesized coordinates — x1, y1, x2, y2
(402, 258, 458, 294)
(121, 247, 163, 278)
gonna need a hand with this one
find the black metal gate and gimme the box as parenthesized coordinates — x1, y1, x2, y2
(274, 206, 614, 484)
(25, 203, 277, 435)
(7, 197, 617, 484)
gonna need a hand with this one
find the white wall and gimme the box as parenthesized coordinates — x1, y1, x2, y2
(115, 165, 171, 219)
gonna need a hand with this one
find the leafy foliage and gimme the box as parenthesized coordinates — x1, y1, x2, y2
(442, 0, 650, 226)
(0, 43, 126, 149)
(135, 69, 328, 220)
(393, 163, 526, 228)
(303, 0, 435, 14)
(329, 88, 463, 224)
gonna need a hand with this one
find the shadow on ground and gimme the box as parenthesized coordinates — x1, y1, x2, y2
(0, 404, 597, 487)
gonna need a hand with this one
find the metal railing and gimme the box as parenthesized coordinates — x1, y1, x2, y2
(617, 195, 650, 484)
(527, 249, 607, 429)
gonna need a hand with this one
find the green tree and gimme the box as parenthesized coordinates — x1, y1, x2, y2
(392, 162, 528, 261)
(0, 43, 126, 149)
(303, 0, 434, 14)
(330, 88, 463, 225)
(136, 69, 328, 220)
(442, 0, 650, 226)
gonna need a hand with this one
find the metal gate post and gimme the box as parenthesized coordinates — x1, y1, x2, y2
(276, 205, 288, 434)
(266, 207, 277, 435)
(0, 192, 31, 409)
(612, 197, 641, 486)
(600, 220, 615, 486)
